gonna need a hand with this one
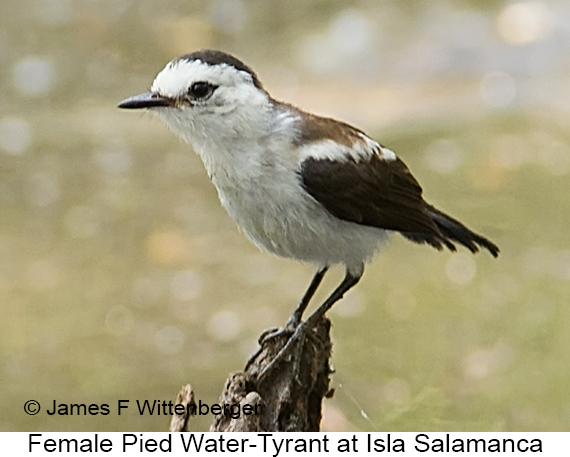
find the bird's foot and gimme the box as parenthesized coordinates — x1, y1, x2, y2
(254, 320, 325, 384)
(256, 312, 302, 346)
(258, 325, 295, 346)
(244, 321, 298, 371)
(254, 324, 305, 383)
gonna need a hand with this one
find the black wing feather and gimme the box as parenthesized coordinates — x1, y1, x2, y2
(300, 154, 499, 256)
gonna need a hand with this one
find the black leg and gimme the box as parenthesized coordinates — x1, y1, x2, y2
(303, 268, 362, 329)
(285, 266, 329, 328)
(256, 267, 363, 382)
(246, 266, 329, 370)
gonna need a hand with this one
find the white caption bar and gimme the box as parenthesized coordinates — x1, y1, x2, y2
(3, 432, 567, 455)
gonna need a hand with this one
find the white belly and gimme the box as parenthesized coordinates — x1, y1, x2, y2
(210, 160, 387, 270)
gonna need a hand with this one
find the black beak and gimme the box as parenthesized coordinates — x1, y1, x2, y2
(117, 92, 174, 109)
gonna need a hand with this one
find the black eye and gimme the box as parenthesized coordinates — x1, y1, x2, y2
(188, 81, 216, 100)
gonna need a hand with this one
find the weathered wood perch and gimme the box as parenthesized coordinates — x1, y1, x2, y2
(169, 318, 333, 432)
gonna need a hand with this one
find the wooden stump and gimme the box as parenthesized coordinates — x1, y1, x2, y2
(170, 318, 334, 432)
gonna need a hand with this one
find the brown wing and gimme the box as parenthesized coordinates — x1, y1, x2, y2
(300, 153, 444, 241)
(300, 153, 500, 256)
(292, 107, 499, 256)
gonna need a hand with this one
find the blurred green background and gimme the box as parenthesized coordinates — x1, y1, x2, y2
(2, 0, 570, 432)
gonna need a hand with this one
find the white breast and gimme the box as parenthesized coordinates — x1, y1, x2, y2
(195, 132, 387, 272)
(156, 103, 387, 271)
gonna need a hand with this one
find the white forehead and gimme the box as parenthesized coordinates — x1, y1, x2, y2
(151, 59, 254, 97)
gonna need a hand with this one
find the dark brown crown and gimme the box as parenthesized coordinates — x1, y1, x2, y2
(177, 49, 263, 89)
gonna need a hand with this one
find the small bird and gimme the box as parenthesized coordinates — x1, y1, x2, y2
(118, 49, 499, 332)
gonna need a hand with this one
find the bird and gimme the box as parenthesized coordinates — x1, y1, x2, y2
(118, 49, 499, 334)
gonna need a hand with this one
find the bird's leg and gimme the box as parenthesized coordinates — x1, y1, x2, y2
(285, 266, 329, 329)
(256, 268, 362, 382)
(246, 266, 329, 370)
(257, 266, 328, 343)
(302, 268, 362, 329)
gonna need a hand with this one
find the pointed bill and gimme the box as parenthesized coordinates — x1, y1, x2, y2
(117, 92, 174, 109)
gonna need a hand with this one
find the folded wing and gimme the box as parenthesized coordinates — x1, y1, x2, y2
(300, 150, 499, 257)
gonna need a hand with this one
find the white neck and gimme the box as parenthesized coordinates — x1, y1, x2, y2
(158, 96, 301, 186)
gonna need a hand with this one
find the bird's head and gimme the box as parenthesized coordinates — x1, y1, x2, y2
(118, 50, 271, 145)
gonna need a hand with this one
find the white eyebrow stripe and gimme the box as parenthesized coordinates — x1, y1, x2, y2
(151, 59, 255, 98)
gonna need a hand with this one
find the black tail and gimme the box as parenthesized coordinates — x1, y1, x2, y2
(402, 204, 500, 257)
